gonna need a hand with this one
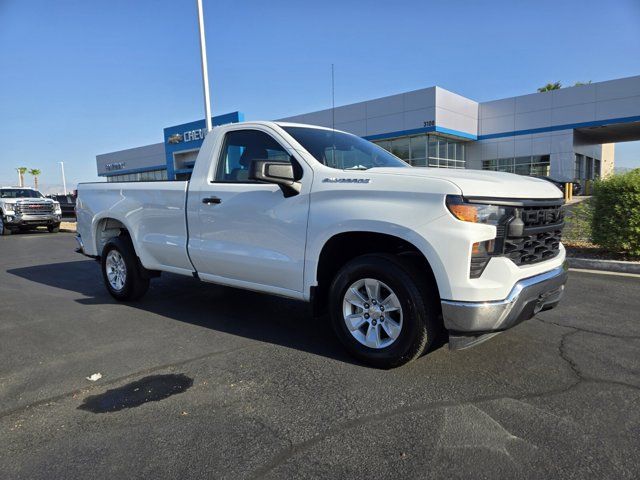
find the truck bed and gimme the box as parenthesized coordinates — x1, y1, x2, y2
(76, 181, 194, 275)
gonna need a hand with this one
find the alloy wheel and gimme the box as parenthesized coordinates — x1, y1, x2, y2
(105, 250, 127, 291)
(342, 278, 403, 349)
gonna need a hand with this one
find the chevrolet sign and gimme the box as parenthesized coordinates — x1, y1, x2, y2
(167, 128, 208, 145)
(105, 162, 126, 171)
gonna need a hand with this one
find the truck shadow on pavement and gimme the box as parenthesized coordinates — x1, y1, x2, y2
(7, 259, 366, 366)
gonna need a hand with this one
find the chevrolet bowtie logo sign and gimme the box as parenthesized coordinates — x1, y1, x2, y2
(167, 133, 183, 144)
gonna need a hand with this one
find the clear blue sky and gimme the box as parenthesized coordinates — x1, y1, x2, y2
(1, 0, 639, 191)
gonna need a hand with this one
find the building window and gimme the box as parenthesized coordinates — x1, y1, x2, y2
(427, 135, 466, 169)
(409, 136, 427, 167)
(390, 138, 410, 161)
(483, 155, 549, 176)
(575, 154, 584, 180)
(373, 133, 466, 168)
(586, 157, 593, 180)
(594, 159, 601, 179)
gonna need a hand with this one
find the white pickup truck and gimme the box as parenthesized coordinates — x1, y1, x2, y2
(77, 121, 567, 368)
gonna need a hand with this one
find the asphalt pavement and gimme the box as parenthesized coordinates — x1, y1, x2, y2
(1, 232, 639, 479)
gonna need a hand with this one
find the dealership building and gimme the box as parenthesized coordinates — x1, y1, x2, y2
(97, 75, 640, 182)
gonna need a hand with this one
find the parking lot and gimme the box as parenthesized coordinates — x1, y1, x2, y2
(1, 232, 639, 479)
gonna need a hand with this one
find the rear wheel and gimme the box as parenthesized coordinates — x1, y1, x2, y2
(329, 254, 440, 368)
(101, 236, 149, 301)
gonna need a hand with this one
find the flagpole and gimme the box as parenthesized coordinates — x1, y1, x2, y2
(59, 162, 67, 195)
(196, 0, 213, 133)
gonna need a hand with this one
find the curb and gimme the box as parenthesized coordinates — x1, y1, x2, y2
(567, 257, 640, 274)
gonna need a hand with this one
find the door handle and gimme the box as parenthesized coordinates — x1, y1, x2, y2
(202, 196, 222, 205)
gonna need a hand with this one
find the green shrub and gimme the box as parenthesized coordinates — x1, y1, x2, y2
(591, 169, 640, 256)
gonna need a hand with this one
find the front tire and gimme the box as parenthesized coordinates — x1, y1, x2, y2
(47, 224, 60, 233)
(329, 254, 440, 369)
(0, 215, 12, 236)
(101, 236, 149, 301)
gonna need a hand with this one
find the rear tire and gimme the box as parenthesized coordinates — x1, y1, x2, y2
(329, 254, 440, 369)
(101, 236, 149, 301)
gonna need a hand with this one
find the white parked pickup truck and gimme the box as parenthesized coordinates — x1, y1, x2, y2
(77, 121, 567, 368)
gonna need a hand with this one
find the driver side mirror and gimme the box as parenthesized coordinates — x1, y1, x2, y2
(249, 160, 301, 197)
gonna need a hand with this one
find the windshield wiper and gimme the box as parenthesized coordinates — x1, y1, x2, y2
(344, 165, 369, 170)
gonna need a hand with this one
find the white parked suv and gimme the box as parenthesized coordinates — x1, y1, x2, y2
(76, 122, 567, 368)
(0, 187, 62, 235)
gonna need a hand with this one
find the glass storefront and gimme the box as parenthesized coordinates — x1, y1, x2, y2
(373, 134, 466, 168)
(482, 155, 550, 176)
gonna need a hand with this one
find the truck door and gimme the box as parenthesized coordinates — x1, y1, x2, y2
(186, 127, 311, 297)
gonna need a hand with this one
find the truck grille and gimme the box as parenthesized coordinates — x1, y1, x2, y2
(504, 204, 564, 266)
(505, 229, 563, 265)
(15, 203, 54, 215)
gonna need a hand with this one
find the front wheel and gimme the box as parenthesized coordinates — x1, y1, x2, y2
(47, 224, 60, 233)
(329, 254, 440, 369)
(0, 216, 12, 236)
(101, 236, 149, 301)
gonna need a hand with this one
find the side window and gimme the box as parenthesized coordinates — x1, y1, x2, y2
(214, 129, 292, 182)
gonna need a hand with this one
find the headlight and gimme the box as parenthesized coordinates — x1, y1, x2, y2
(53, 202, 62, 214)
(446, 195, 516, 279)
(445, 195, 511, 226)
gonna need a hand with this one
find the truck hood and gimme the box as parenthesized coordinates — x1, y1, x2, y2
(367, 167, 563, 199)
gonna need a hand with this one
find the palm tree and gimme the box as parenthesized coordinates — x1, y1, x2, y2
(28, 169, 41, 190)
(16, 167, 27, 187)
(537, 82, 562, 93)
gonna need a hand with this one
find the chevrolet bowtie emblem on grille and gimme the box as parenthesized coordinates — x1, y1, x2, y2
(322, 178, 370, 184)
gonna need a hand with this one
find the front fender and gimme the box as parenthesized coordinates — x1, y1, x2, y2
(304, 218, 451, 301)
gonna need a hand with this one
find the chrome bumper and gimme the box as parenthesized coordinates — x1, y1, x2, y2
(442, 264, 568, 349)
(75, 234, 98, 259)
(5, 213, 61, 225)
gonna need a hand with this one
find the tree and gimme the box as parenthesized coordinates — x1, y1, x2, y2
(574, 80, 592, 86)
(537, 82, 562, 92)
(29, 169, 42, 190)
(16, 167, 27, 187)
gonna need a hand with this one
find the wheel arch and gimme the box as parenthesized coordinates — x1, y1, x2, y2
(93, 216, 134, 257)
(312, 230, 443, 313)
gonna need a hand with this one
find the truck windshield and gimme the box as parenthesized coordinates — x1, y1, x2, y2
(282, 126, 410, 170)
(0, 189, 44, 198)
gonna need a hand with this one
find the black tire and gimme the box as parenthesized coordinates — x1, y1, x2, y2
(101, 236, 150, 301)
(0, 215, 11, 236)
(329, 254, 440, 369)
(47, 224, 60, 233)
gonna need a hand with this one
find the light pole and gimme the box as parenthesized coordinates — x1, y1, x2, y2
(59, 162, 67, 195)
(196, 0, 213, 133)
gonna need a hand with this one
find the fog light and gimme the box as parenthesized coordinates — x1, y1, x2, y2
(6, 216, 13, 222)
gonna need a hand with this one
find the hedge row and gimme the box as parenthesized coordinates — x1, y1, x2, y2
(591, 169, 640, 256)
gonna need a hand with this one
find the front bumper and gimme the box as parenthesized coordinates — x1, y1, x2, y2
(442, 263, 568, 349)
(4, 213, 61, 227)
